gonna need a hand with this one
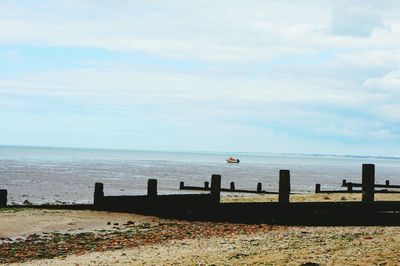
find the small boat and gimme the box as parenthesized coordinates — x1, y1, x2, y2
(226, 156, 240, 163)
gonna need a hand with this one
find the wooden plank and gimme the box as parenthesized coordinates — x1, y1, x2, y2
(180, 185, 278, 194)
(147, 179, 157, 197)
(211, 174, 221, 203)
(0, 189, 7, 207)
(362, 164, 375, 203)
(279, 170, 290, 204)
(315, 184, 321, 193)
(315, 189, 400, 194)
(180, 185, 209, 191)
(257, 183, 262, 193)
(342, 179, 400, 189)
(94, 183, 104, 206)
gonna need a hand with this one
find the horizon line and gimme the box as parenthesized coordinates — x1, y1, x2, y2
(1, 144, 399, 160)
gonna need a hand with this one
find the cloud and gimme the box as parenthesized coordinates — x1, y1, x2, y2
(0, 64, 388, 145)
(0, 1, 399, 63)
(376, 104, 400, 121)
(0, 1, 332, 63)
(331, 7, 385, 37)
(364, 69, 400, 92)
(331, 50, 400, 68)
(0, 66, 378, 109)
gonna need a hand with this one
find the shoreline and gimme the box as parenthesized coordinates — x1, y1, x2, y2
(6, 190, 400, 206)
(1, 193, 400, 265)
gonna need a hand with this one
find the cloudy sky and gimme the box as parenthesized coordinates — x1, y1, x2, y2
(1, 1, 400, 155)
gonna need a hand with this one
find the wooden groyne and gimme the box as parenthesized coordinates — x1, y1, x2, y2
(0, 189, 7, 207)
(315, 164, 400, 194)
(342, 179, 400, 190)
(89, 163, 400, 225)
(179, 181, 278, 194)
(93, 177, 217, 215)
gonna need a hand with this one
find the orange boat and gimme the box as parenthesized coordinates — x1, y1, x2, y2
(226, 156, 240, 163)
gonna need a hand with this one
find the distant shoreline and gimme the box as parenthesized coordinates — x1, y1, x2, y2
(1, 144, 399, 160)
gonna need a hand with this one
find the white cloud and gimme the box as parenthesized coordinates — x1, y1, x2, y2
(0, 67, 378, 109)
(332, 50, 400, 68)
(0, 2, 348, 62)
(364, 69, 400, 92)
(0, 65, 390, 144)
(0, 1, 399, 63)
(331, 6, 384, 37)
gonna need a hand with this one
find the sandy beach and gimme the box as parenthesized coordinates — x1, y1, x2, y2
(1, 193, 400, 265)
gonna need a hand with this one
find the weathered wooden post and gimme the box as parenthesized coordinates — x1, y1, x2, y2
(362, 164, 375, 204)
(279, 170, 290, 204)
(315, 184, 321, 193)
(385, 180, 390, 186)
(211, 174, 221, 203)
(342, 179, 347, 186)
(347, 183, 353, 192)
(180, 181, 184, 189)
(94, 183, 104, 205)
(257, 182, 262, 193)
(0, 189, 7, 207)
(204, 181, 209, 189)
(230, 182, 235, 190)
(148, 179, 157, 197)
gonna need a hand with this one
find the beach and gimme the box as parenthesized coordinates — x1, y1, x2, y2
(1, 193, 400, 265)
(2, 147, 400, 265)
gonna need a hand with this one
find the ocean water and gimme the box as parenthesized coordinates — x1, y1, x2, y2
(1, 146, 400, 204)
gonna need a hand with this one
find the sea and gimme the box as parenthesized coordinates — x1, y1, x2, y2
(1, 145, 400, 204)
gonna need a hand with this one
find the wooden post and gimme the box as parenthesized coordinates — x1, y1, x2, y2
(211, 174, 221, 203)
(0, 189, 7, 207)
(230, 182, 235, 190)
(179, 181, 184, 189)
(362, 164, 375, 204)
(94, 182, 104, 205)
(315, 184, 321, 193)
(347, 184, 353, 192)
(342, 179, 347, 186)
(148, 179, 157, 197)
(279, 170, 290, 204)
(385, 180, 390, 186)
(204, 181, 209, 189)
(257, 182, 262, 193)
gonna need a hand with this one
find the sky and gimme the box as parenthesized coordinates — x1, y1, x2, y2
(1, 1, 400, 156)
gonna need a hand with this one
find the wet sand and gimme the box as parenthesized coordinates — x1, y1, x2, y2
(0, 209, 155, 239)
(1, 193, 400, 265)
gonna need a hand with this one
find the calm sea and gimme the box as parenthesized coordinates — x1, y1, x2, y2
(1, 146, 400, 204)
